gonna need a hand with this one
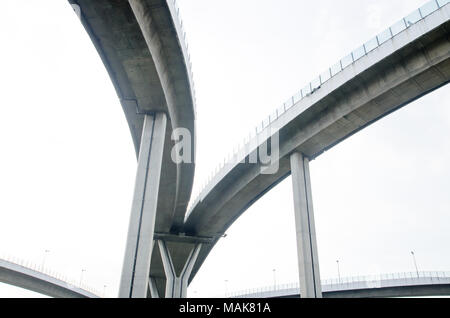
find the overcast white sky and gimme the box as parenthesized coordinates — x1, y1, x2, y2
(1, 0, 449, 298)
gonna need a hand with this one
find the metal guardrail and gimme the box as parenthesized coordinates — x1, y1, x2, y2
(187, 0, 450, 212)
(0, 254, 102, 297)
(225, 271, 450, 298)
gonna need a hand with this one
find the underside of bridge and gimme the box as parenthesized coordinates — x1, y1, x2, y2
(68, 0, 197, 298)
(281, 284, 450, 298)
(69, 0, 450, 298)
(181, 3, 450, 298)
(0, 259, 97, 298)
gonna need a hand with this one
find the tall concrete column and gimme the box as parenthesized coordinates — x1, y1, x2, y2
(157, 240, 201, 298)
(148, 277, 159, 298)
(119, 113, 167, 298)
(290, 152, 322, 298)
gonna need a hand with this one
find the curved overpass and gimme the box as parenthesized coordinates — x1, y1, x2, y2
(182, 0, 450, 292)
(0, 258, 99, 298)
(231, 272, 450, 298)
(66, 0, 450, 298)
(69, 0, 196, 234)
(68, 0, 197, 297)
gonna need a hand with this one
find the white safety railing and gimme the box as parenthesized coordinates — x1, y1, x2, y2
(170, 0, 197, 113)
(187, 0, 450, 213)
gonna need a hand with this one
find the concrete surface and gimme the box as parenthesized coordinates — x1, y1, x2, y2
(67, 0, 197, 298)
(120, 113, 167, 298)
(0, 259, 98, 298)
(290, 152, 322, 298)
(184, 4, 450, 288)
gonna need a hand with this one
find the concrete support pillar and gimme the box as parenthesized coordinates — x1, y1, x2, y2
(157, 240, 201, 298)
(119, 113, 167, 298)
(148, 277, 159, 298)
(290, 152, 322, 298)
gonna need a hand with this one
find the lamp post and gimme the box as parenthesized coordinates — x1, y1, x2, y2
(42, 250, 50, 269)
(103, 285, 107, 298)
(272, 269, 276, 290)
(80, 269, 86, 286)
(411, 251, 419, 278)
(336, 260, 341, 283)
(224, 280, 229, 297)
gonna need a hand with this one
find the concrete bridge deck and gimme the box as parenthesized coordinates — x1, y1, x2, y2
(0, 258, 99, 298)
(182, 1, 450, 290)
(230, 271, 450, 298)
(69, 0, 196, 235)
(63, 0, 450, 298)
(3, 259, 449, 299)
(68, 0, 199, 297)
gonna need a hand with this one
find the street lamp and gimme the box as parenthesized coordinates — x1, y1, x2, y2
(224, 280, 229, 297)
(411, 251, 419, 278)
(336, 260, 341, 283)
(42, 250, 50, 269)
(80, 269, 86, 286)
(103, 285, 107, 298)
(272, 269, 276, 290)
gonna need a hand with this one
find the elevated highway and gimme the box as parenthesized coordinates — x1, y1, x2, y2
(67, 0, 450, 298)
(69, 0, 196, 235)
(0, 258, 99, 298)
(68, 0, 197, 297)
(231, 272, 450, 298)
(181, 0, 450, 298)
(4, 0, 448, 299)
(3, 257, 448, 299)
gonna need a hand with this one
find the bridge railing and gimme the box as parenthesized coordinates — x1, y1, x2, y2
(170, 0, 197, 113)
(187, 0, 450, 212)
(224, 271, 450, 298)
(0, 254, 102, 297)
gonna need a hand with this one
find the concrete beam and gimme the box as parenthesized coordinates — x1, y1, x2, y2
(157, 240, 201, 298)
(128, 0, 197, 232)
(0, 259, 98, 298)
(184, 6, 450, 285)
(69, 0, 196, 237)
(119, 113, 167, 298)
(153, 232, 215, 244)
(290, 152, 322, 298)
